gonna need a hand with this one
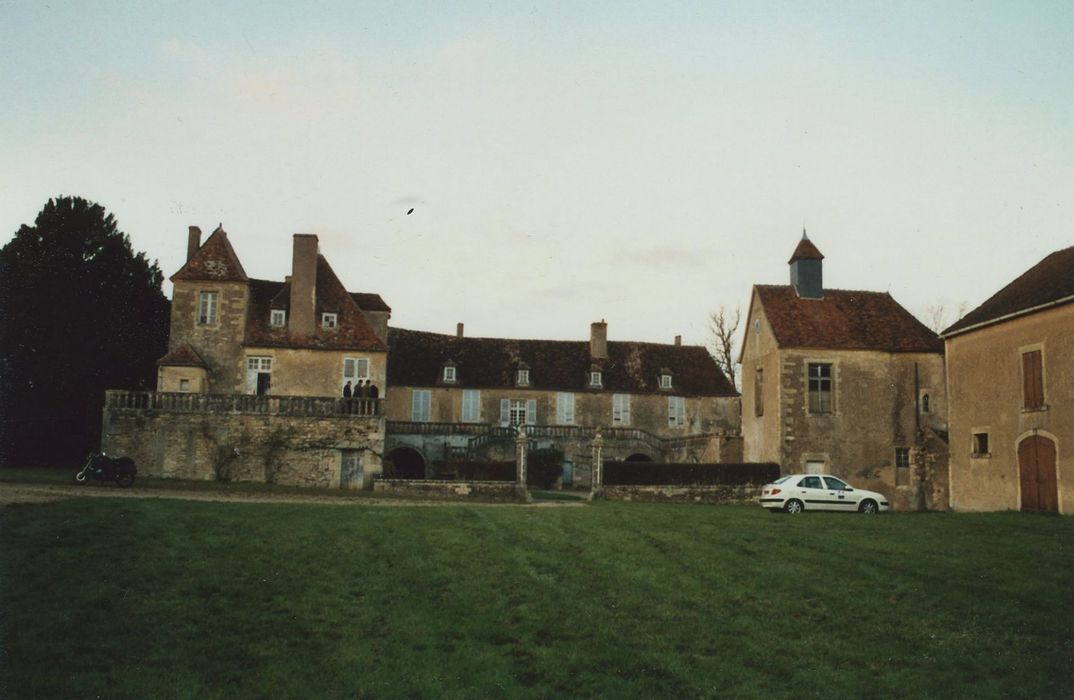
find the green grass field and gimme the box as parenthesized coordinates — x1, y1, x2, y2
(1, 494, 1071, 699)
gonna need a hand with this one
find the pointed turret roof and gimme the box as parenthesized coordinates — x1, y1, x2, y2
(788, 230, 825, 263)
(171, 225, 249, 282)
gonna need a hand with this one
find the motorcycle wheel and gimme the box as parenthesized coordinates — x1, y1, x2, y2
(75, 470, 89, 485)
(116, 472, 135, 488)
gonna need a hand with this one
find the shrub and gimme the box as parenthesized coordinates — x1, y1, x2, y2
(527, 448, 564, 489)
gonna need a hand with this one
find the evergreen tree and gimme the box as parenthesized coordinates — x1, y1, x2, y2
(0, 196, 169, 466)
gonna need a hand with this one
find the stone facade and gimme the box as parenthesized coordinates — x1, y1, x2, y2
(944, 292, 1073, 513)
(372, 479, 528, 502)
(602, 484, 761, 505)
(102, 393, 384, 488)
(740, 235, 949, 510)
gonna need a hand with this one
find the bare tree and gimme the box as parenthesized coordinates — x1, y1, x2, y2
(924, 300, 970, 334)
(709, 305, 741, 391)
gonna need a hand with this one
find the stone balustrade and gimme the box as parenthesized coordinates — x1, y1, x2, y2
(104, 390, 382, 418)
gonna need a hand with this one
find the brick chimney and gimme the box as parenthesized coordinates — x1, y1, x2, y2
(456, 322, 464, 338)
(289, 234, 319, 335)
(674, 335, 682, 346)
(590, 320, 608, 360)
(187, 226, 202, 262)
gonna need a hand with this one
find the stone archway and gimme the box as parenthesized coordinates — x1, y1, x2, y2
(385, 447, 427, 480)
(1018, 435, 1058, 512)
(625, 453, 653, 463)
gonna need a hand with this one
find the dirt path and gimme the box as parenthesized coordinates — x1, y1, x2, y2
(0, 482, 586, 508)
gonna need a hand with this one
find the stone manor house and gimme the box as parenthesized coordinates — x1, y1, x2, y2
(102, 226, 741, 489)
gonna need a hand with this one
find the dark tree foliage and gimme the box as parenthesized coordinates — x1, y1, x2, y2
(526, 448, 564, 489)
(0, 197, 169, 466)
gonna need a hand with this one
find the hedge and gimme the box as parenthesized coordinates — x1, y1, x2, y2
(432, 460, 516, 482)
(602, 462, 780, 486)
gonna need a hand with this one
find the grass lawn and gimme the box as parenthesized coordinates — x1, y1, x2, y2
(1, 497, 1071, 699)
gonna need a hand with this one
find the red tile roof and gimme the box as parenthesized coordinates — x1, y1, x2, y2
(171, 227, 248, 282)
(788, 235, 824, 263)
(244, 256, 387, 351)
(942, 246, 1074, 337)
(388, 328, 737, 396)
(755, 285, 942, 353)
(157, 343, 208, 367)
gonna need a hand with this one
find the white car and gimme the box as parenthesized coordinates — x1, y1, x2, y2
(759, 474, 889, 514)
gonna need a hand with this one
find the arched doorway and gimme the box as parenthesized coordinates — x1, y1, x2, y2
(385, 447, 427, 480)
(625, 453, 653, 463)
(1018, 435, 1058, 512)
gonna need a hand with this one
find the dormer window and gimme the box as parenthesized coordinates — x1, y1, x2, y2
(659, 371, 673, 389)
(516, 367, 530, 387)
(590, 371, 603, 388)
(322, 312, 338, 329)
(443, 365, 457, 383)
(270, 309, 286, 327)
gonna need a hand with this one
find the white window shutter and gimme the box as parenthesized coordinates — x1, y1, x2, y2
(500, 399, 510, 427)
(411, 391, 421, 421)
(344, 358, 355, 379)
(624, 395, 631, 425)
(556, 393, 565, 424)
(526, 399, 537, 425)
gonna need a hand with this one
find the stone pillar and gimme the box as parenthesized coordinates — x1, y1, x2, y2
(591, 427, 604, 489)
(515, 426, 529, 487)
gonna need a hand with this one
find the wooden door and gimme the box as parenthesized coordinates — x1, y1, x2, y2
(1019, 436, 1058, 512)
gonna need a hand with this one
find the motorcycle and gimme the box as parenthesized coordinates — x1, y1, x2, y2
(75, 453, 137, 488)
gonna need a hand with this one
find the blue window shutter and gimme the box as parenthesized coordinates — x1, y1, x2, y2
(500, 398, 510, 427)
(526, 399, 537, 425)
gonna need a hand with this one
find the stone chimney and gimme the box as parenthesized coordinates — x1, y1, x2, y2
(674, 335, 682, 346)
(289, 234, 319, 335)
(789, 229, 824, 299)
(187, 226, 202, 262)
(590, 320, 608, 360)
(456, 323, 464, 338)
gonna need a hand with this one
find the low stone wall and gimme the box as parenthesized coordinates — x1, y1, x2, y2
(602, 484, 761, 505)
(373, 479, 529, 503)
(101, 408, 384, 489)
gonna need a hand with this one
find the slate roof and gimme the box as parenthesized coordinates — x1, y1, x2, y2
(942, 245, 1074, 337)
(753, 285, 942, 353)
(157, 343, 208, 367)
(171, 227, 249, 282)
(244, 256, 387, 351)
(388, 328, 738, 396)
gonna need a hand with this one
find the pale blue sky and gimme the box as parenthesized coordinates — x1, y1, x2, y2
(2, 1, 1072, 345)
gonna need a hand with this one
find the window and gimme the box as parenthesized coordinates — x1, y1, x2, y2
(807, 363, 833, 414)
(245, 356, 272, 395)
(500, 398, 536, 426)
(895, 448, 910, 468)
(322, 312, 338, 329)
(612, 394, 631, 425)
(556, 392, 575, 425)
(822, 476, 848, 490)
(462, 390, 481, 423)
(668, 396, 685, 427)
(342, 357, 370, 393)
(659, 374, 672, 389)
(197, 291, 218, 325)
(411, 390, 431, 422)
(443, 365, 457, 383)
(590, 371, 603, 388)
(270, 309, 286, 327)
(516, 368, 530, 386)
(1022, 350, 1044, 409)
(921, 393, 930, 413)
(754, 368, 764, 417)
(178, 378, 190, 392)
(800, 476, 823, 489)
(972, 432, 990, 457)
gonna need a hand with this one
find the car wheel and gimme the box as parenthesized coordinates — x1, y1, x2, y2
(783, 499, 804, 514)
(859, 499, 879, 514)
(116, 472, 135, 488)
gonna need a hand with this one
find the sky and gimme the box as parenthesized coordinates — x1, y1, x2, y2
(2, 1, 1072, 348)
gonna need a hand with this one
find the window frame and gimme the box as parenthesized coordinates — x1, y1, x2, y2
(321, 312, 339, 329)
(411, 389, 431, 422)
(668, 395, 686, 428)
(612, 394, 631, 426)
(461, 389, 481, 423)
(556, 392, 575, 425)
(807, 362, 833, 414)
(197, 290, 218, 326)
(590, 371, 603, 388)
(972, 432, 990, 458)
(443, 365, 457, 383)
(1021, 349, 1045, 410)
(270, 309, 286, 327)
(895, 447, 910, 469)
(516, 368, 530, 386)
(754, 367, 764, 417)
(659, 374, 672, 390)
